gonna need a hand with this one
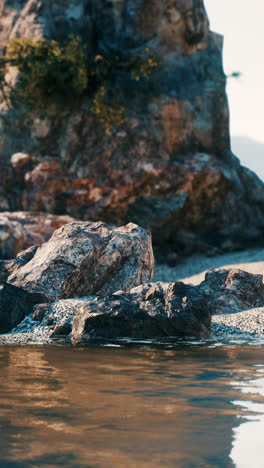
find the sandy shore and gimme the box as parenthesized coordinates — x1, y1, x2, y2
(154, 247, 264, 285)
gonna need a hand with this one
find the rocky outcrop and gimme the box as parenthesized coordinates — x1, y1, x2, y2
(2, 265, 264, 343)
(199, 268, 264, 314)
(8, 221, 154, 301)
(0, 1, 263, 257)
(0, 280, 45, 333)
(0, 211, 76, 259)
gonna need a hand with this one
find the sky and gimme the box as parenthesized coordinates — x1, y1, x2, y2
(204, 0, 264, 145)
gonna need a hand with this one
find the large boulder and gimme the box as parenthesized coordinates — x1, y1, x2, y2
(0, 1, 263, 257)
(70, 281, 211, 343)
(0, 280, 45, 333)
(198, 268, 264, 314)
(29, 280, 211, 343)
(8, 221, 154, 301)
(0, 211, 75, 259)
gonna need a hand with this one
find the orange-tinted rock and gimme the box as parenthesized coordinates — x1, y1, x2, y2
(0, 211, 75, 259)
(0, 0, 264, 257)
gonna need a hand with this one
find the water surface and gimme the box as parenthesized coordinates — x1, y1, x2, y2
(0, 343, 263, 468)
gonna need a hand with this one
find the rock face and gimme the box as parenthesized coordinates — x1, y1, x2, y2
(0, 211, 76, 259)
(199, 268, 264, 314)
(0, 280, 45, 333)
(0, 0, 263, 257)
(8, 221, 154, 301)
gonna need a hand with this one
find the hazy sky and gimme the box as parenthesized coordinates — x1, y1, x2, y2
(204, 0, 264, 144)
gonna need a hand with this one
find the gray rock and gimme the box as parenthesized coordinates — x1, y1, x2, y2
(8, 221, 154, 301)
(198, 268, 264, 314)
(0, 280, 46, 333)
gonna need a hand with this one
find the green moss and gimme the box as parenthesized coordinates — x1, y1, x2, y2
(0, 36, 159, 131)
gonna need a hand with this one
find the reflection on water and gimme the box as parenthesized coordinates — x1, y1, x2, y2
(0, 344, 263, 468)
(230, 365, 264, 468)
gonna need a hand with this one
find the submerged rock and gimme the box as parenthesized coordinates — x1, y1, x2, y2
(0, 281, 46, 333)
(8, 221, 154, 301)
(198, 268, 264, 314)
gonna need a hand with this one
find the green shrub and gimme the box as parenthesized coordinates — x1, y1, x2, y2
(0, 36, 159, 131)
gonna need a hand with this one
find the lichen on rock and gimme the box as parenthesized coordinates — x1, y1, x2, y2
(0, 0, 263, 259)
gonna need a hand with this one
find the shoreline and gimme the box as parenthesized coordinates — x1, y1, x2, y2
(154, 248, 264, 285)
(1, 248, 264, 346)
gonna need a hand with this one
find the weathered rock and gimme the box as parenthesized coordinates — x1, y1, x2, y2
(198, 268, 264, 314)
(70, 281, 211, 344)
(8, 221, 154, 301)
(0, 1, 263, 257)
(0, 280, 46, 333)
(0, 211, 75, 259)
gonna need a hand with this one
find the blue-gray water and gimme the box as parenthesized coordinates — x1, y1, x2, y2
(0, 343, 263, 468)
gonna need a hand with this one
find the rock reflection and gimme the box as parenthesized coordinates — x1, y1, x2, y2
(0, 345, 263, 467)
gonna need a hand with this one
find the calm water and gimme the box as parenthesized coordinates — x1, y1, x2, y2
(0, 343, 263, 468)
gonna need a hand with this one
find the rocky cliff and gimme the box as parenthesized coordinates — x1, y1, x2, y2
(0, 0, 264, 259)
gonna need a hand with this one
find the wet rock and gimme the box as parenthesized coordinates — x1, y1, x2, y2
(0, 281, 46, 333)
(198, 268, 264, 314)
(0, 212, 76, 259)
(71, 281, 211, 344)
(8, 221, 154, 301)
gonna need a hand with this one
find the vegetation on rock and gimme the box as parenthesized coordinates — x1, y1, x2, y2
(0, 36, 158, 131)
